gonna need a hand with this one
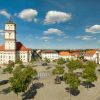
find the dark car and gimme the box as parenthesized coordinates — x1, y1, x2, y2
(42, 63, 47, 66)
(0, 80, 9, 85)
(59, 76, 64, 81)
(55, 76, 61, 84)
(98, 69, 100, 71)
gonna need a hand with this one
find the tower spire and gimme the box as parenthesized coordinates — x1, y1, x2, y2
(6, 16, 15, 24)
(9, 16, 12, 22)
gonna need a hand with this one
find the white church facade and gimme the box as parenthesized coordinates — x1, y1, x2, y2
(0, 20, 32, 64)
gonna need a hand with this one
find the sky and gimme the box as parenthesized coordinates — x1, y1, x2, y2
(0, 0, 100, 49)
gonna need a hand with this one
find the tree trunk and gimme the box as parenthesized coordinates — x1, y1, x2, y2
(69, 87, 71, 100)
(17, 94, 18, 100)
(86, 82, 89, 91)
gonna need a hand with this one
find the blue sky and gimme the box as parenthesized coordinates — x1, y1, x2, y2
(0, 0, 100, 49)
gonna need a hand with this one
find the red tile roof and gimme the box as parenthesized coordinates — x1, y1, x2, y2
(71, 52, 80, 56)
(59, 51, 71, 56)
(0, 45, 5, 51)
(16, 42, 32, 51)
(0, 42, 32, 51)
(84, 50, 96, 56)
(42, 50, 57, 53)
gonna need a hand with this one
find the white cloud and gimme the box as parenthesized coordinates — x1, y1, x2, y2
(41, 36, 52, 41)
(44, 28, 64, 36)
(34, 18, 38, 23)
(18, 9, 38, 22)
(44, 11, 72, 24)
(75, 35, 96, 40)
(85, 25, 100, 33)
(0, 30, 3, 33)
(0, 9, 11, 18)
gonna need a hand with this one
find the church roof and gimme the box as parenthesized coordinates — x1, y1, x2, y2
(0, 45, 5, 51)
(0, 42, 32, 51)
(16, 42, 32, 51)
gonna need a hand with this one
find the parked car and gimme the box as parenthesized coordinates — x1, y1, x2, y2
(55, 76, 61, 84)
(59, 76, 64, 81)
(42, 63, 47, 66)
(0, 80, 9, 85)
(98, 69, 100, 71)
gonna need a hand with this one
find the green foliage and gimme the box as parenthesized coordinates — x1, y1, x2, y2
(9, 65, 37, 96)
(79, 55, 84, 60)
(15, 58, 23, 64)
(84, 61, 97, 69)
(8, 60, 15, 67)
(57, 58, 66, 65)
(19, 64, 25, 68)
(3, 66, 13, 74)
(82, 61, 97, 84)
(52, 65, 64, 75)
(22, 66, 37, 84)
(67, 59, 83, 71)
(29, 58, 36, 63)
(3, 61, 14, 74)
(9, 69, 24, 95)
(44, 58, 50, 63)
(64, 72, 80, 90)
(66, 58, 70, 62)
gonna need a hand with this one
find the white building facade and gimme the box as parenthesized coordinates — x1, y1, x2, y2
(41, 50, 59, 61)
(0, 20, 32, 64)
(84, 50, 100, 64)
(41, 50, 100, 64)
(59, 51, 72, 60)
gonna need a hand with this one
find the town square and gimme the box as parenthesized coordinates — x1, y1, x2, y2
(0, 0, 100, 100)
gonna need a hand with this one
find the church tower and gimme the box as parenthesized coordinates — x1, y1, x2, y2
(0, 20, 32, 64)
(4, 19, 16, 50)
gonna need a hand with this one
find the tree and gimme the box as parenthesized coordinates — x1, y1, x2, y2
(15, 58, 23, 64)
(22, 66, 37, 86)
(9, 65, 37, 97)
(82, 61, 97, 89)
(66, 58, 70, 63)
(67, 59, 83, 71)
(8, 60, 15, 67)
(84, 61, 97, 69)
(44, 58, 50, 63)
(57, 58, 66, 65)
(52, 65, 64, 75)
(9, 66, 23, 96)
(3, 66, 13, 74)
(3, 60, 14, 74)
(64, 72, 80, 99)
(29, 58, 36, 64)
(64, 72, 80, 90)
(18, 64, 25, 68)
